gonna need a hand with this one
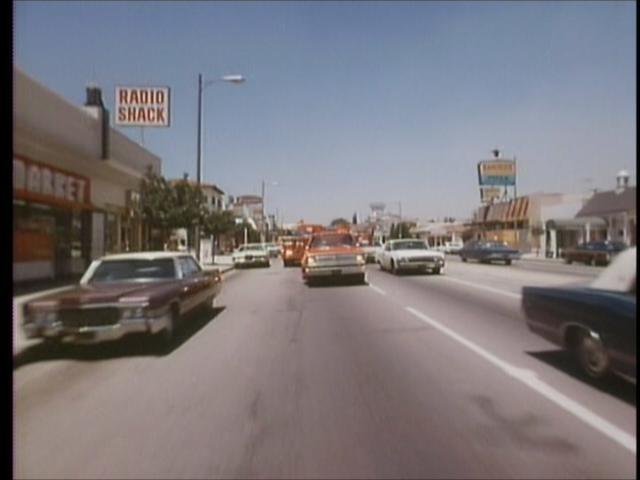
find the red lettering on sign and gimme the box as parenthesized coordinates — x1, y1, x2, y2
(139, 90, 148, 105)
(157, 90, 165, 104)
(130, 89, 139, 104)
(156, 108, 165, 123)
(119, 89, 128, 104)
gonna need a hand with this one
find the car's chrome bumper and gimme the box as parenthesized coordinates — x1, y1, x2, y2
(23, 314, 172, 344)
(397, 259, 445, 270)
(234, 258, 269, 266)
(303, 264, 365, 278)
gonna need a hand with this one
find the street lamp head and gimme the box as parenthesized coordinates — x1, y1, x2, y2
(222, 75, 246, 84)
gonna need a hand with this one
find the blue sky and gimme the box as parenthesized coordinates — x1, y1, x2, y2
(14, 1, 636, 225)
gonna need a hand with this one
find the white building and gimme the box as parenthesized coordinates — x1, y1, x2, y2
(13, 67, 162, 282)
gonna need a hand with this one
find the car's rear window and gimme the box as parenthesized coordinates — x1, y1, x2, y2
(89, 259, 176, 283)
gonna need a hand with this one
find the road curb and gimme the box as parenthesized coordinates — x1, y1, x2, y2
(13, 264, 236, 359)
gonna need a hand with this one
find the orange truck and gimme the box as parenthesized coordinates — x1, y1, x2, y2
(301, 231, 366, 285)
(280, 236, 309, 267)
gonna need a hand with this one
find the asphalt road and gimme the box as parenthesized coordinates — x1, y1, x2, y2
(14, 259, 636, 479)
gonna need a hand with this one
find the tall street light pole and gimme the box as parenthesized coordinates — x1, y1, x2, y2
(195, 73, 245, 261)
(261, 179, 278, 242)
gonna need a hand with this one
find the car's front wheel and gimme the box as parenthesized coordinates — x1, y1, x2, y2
(158, 308, 178, 351)
(461, 256, 467, 263)
(391, 260, 398, 275)
(505, 259, 512, 265)
(577, 330, 610, 380)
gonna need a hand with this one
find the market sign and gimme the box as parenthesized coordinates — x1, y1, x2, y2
(13, 156, 91, 208)
(115, 86, 170, 127)
(480, 186, 502, 203)
(477, 159, 516, 186)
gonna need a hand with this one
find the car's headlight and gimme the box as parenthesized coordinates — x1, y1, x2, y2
(307, 256, 317, 266)
(356, 255, 365, 264)
(398, 257, 408, 263)
(121, 307, 145, 319)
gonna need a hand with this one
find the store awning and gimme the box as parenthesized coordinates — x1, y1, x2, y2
(485, 197, 530, 223)
(546, 217, 607, 230)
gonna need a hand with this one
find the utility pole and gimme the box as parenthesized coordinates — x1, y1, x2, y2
(195, 73, 203, 260)
(398, 201, 403, 239)
(261, 180, 266, 242)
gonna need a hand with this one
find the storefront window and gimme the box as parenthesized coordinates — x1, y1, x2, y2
(106, 212, 119, 254)
(14, 200, 91, 281)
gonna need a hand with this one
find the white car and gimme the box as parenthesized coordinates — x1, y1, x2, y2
(443, 240, 464, 254)
(361, 243, 383, 264)
(232, 243, 270, 268)
(378, 239, 446, 274)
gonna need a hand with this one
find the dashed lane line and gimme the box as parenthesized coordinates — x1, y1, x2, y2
(440, 275, 522, 300)
(404, 306, 636, 454)
(368, 284, 387, 296)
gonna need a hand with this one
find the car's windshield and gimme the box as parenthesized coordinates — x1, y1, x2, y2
(239, 245, 265, 252)
(485, 242, 511, 250)
(392, 241, 427, 250)
(309, 234, 354, 248)
(89, 259, 176, 283)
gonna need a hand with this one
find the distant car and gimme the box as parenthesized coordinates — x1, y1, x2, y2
(302, 232, 366, 285)
(281, 236, 308, 267)
(522, 247, 636, 383)
(443, 240, 464, 254)
(264, 243, 281, 258)
(378, 239, 445, 274)
(361, 242, 383, 264)
(232, 243, 270, 268)
(563, 240, 627, 266)
(459, 240, 521, 265)
(21, 252, 222, 346)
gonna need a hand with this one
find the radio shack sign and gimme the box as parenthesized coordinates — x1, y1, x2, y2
(115, 86, 170, 127)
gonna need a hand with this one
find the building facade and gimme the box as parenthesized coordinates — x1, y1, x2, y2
(14, 67, 162, 283)
(469, 192, 594, 255)
(575, 173, 636, 247)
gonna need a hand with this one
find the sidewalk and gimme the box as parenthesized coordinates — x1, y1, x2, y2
(13, 257, 235, 358)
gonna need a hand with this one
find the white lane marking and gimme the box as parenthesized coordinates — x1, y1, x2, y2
(441, 275, 522, 299)
(368, 284, 387, 296)
(404, 306, 636, 454)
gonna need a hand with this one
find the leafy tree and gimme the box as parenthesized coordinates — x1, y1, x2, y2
(389, 223, 397, 239)
(398, 222, 412, 239)
(169, 180, 207, 237)
(137, 167, 207, 249)
(137, 167, 175, 248)
(330, 218, 350, 227)
(203, 210, 236, 261)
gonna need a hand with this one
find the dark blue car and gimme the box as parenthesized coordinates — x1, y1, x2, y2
(459, 240, 521, 265)
(522, 248, 636, 383)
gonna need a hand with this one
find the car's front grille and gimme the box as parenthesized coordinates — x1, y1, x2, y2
(314, 254, 358, 265)
(60, 308, 120, 328)
(408, 256, 438, 263)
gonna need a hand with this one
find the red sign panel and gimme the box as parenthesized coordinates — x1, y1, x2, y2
(13, 156, 91, 209)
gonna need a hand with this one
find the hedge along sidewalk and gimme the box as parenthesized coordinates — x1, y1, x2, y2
(13, 263, 235, 358)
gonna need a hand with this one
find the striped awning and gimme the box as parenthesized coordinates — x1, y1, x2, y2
(485, 197, 530, 223)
